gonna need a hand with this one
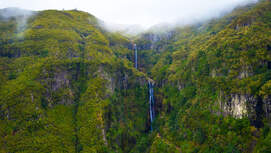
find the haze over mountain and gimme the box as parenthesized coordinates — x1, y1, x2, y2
(0, 0, 259, 28)
(0, 0, 271, 153)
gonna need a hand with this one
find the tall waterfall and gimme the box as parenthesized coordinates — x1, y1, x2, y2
(134, 44, 138, 69)
(148, 80, 155, 131)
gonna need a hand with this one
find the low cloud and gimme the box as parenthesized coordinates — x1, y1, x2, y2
(98, 0, 259, 35)
(0, 7, 35, 33)
(0, 0, 259, 35)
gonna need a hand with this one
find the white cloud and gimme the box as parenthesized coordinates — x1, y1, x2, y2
(0, 0, 258, 28)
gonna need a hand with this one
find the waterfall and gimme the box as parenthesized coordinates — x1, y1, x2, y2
(134, 44, 138, 69)
(148, 80, 155, 130)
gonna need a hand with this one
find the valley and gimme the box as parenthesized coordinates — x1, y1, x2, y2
(0, 0, 271, 152)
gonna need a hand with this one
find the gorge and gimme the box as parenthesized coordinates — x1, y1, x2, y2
(0, 0, 271, 153)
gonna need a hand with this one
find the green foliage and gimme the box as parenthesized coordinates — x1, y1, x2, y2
(254, 126, 271, 153)
(76, 78, 109, 152)
(1, 1, 271, 152)
(134, 1, 271, 152)
(106, 85, 148, 153)
(150, 135, 180, 153)
(0, 8, 147, 153)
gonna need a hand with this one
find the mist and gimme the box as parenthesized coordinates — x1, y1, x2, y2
(0, 7, 35, 33)
(0, 0, 259, 35)
(100, 0, 259, 35)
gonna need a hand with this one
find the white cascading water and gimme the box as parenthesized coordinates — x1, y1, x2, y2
(134, 44, 155, 131)
(148, 80, 155, 131)
(134, 44, 138, 69)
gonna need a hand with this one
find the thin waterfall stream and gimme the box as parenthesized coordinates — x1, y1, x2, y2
(134, 44, 138, 69)
(133, 43, 155, 131)
(148, 80, 155, 131)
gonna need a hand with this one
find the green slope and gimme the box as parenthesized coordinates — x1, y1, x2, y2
(0, 9, 149, 153)
(1, 0, 271, 153)
(135, 0, 271, 152)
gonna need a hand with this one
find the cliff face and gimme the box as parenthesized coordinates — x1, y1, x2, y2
(136, 1, 271, 152)
(155, 0, 271, 120)
(1, 1, 271, 153)
(0, 9, 149, 153)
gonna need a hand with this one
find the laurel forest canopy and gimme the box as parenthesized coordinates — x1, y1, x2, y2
(0, 0, 271, 153)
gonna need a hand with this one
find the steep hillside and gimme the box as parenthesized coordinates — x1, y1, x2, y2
(135, 0, 271, 152)
(0, 9, 150, 153)
(1, 0, 271, 153)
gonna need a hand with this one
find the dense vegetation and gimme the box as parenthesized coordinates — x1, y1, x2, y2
(135, 1, 271, 152)
(1, 0, 271, 152)
(0, 9, 149, 152)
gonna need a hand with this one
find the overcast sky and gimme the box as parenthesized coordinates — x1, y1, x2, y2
(0, 0, 258, 28)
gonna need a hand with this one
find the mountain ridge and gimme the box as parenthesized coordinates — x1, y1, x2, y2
(1, 0, 271, 152)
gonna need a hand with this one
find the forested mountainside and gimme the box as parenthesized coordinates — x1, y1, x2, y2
(1, 0, 271, 153)
(0, 9, 149, 152)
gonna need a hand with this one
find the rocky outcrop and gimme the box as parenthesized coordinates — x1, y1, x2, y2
(238, 66, 253, 79)
(263, 96, 271, 120)
(137, 31, 175, 51)
(96, 66, 115, 94)
(218, 92, 257, 118)
(217, 91, 271, 128)
(44, 70, 75, 106)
